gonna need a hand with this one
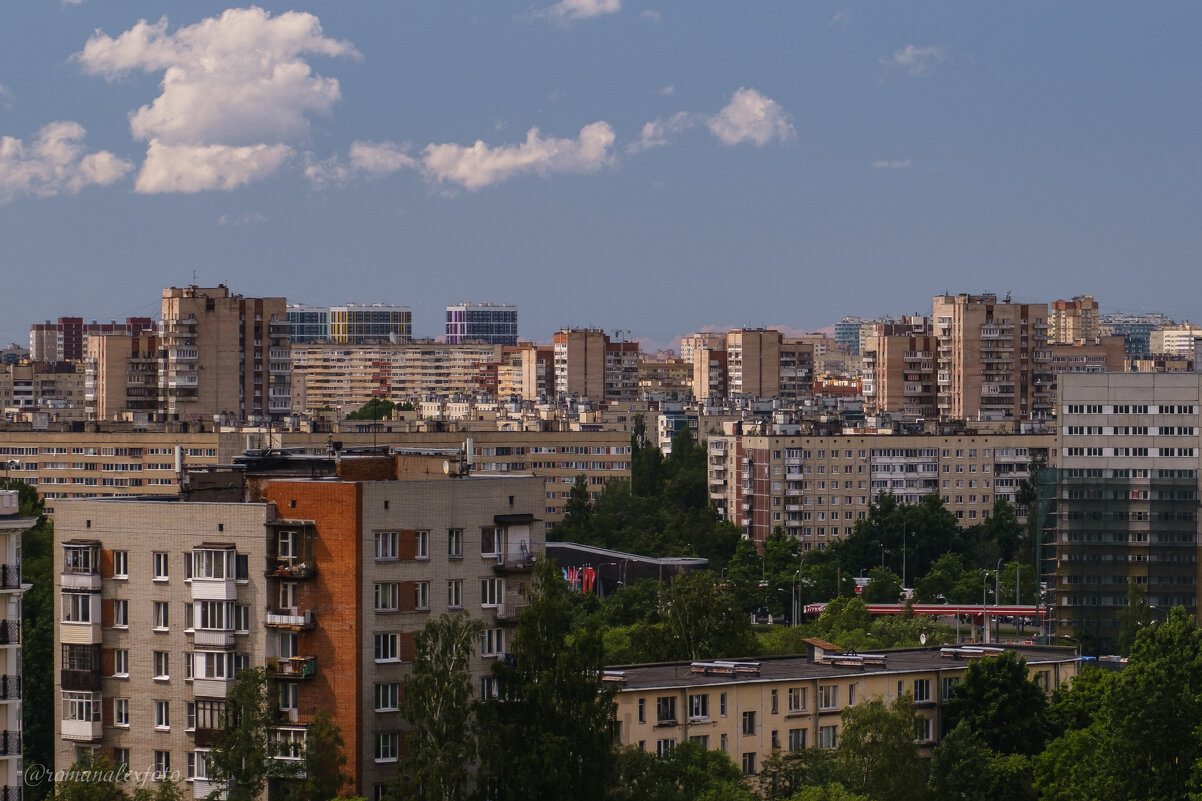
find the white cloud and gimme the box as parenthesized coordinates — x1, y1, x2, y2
(628, 112, 695, 154)
(640, 9, 662, 23)
(78, 7, 358, 193)
(872, 159, 912, 169)
(706, 88, 795, 146)
(136, 141, 292, 193)
(882, 45, 948, 78)
(659, 85, 676, 96)
(830, 10, 853, 26)
(422, 122, 615, 190)
(536, 0, 621, 24)
(0, 121, 131, 203)
(303, 141, 416, 188)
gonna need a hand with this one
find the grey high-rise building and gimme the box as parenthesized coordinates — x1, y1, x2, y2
(445, 303, 518, 346)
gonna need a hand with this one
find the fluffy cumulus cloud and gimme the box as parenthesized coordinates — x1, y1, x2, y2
(536, 0, 621, 23)
(628, 111, 694, 154)
(423, 122, 615, 190)
(77, 7, 358, 193)
(0, 121, 131, 203)
(706, 88, 795, 146)
(883, 45, 948, 78)
(303, 141, 417, 189)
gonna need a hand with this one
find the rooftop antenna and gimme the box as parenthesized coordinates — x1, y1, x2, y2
(191, 269, 198, 285)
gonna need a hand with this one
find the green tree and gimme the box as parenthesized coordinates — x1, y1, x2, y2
(979, 498, 1021, 563)
(834, 492, 961, 584)
(550, 475, 594, 543)
(56, 752, 130, 801)
(927, 721, 991, 801)
(758, 749, 845, 800)
(303, 708, 349, 801)
(1113, 582, 1159, 657)
(610, 741, 753, 801)
(836, 695, 927, 801)
(396, 612, 484, 801)
(477, 559, 616, 801)
(346, 397, 398, 420)
(132, 779, 185, 801)
(860, 567, 902, 603)
(788, 785, 869, 801)
(660, 570, 756, 661)
(943, 651, 1050, 755)
(206, 667, 279, 801)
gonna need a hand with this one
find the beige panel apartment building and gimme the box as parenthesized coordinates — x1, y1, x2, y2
(1049, 295, 1100, 345)
(708, 432, 1055, 546)
(611, 643, 1077, 776)
(84, 333, 160, 420)
(158, 286, 291, 423)
(862, 335, 938, 419)
(932, 294, 1054, 422)
(0, 492, 32, 800)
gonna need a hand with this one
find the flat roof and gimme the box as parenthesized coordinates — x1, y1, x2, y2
(606, 645, 1077, 691)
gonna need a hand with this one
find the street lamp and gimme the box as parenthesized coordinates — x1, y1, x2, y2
(792, 569, 802, 627)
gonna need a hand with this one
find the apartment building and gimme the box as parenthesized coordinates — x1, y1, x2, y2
(445, 303, 518, 346)
(1100, 312, 1175, 358)
(1150, 322, 1202, 359)
(861, 335, 938, 419)
(84, 332, 161, 420)
(29, 317, 153, 364)
(0, 361, 87, 413)
(158, 285, 291, 423)
(286, 304, 412, 345)
(707, 432, 1053, 546)
(932, 294, 1054, 422)
(1049, 296, 1100, 345)
(724, 330, 814, 402)
(290, 341, 503, 410)
(611, 642, 1077, 775)
(689, 340, 728, 402)
(53, 455, 545, 799)
(1045, 373, 1202, 650)
(0, 491, 31, 801)
(552, 330, 640, 403)
(496, 344, 553, 401)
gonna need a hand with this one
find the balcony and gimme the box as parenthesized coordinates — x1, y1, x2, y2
(266, 558, 316, 579)
(60, 669, 100, 692)
(194, 677, 234, 698)
(193, 629, 236, 648)
(0, 566, 19, 591)
(266, 656, 316, 679)
(190, 577, 238, 601)
(0, 676, 19, 702)
(60, 570, 100, 592)
(265, 610, 315, 630)
(495, 603, 527, 623)
(0, 731, 19, 756)
(0, 785, 19, 801)
(60, 719, 101, 742)
(492, 547, 536, 575)
(0, 621, 19, 646)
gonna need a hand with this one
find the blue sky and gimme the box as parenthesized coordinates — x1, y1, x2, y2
(2, 2, 1200, 350)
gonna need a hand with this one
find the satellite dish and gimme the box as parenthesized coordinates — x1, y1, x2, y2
(920, 633, 927, 645)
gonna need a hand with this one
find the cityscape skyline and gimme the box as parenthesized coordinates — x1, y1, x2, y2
(4, 3, 1202, 348)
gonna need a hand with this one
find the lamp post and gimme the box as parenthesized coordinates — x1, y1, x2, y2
(792, 569, 802, 627)
(982, 572, 991, 644)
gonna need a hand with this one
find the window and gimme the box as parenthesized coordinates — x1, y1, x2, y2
(152, 552, 168, 580)
(448, 529, 463, 558)
(115, 698, 129, 726)
(113, 599, 128, 628)
(480, 578, 504, 607)
(155, 700, 170, 729)
(448, 580, 463, 608)
(198, 601, 233, 630)
(638, 699, 645, 723)
(62, 593, 91, 623)
(374, 583, 398, 612)
(374, 633, 398, 662)
(942, 677, 960, 700)
(656, 696, 677, 724)
(720, 734, 728, 753)
(848, 683, 856, 706)
(62, 691, 100, 723)
(688, 693, 709, 720)
(375, 732, 399, 763)
(689, 735, 709, 749)
(788, 728, 806, 750)
(153, 651, 169, 680)
(819, 685, 838, 710)
(741, 752, 757, 776)
(113, 550, 128, 578)
(114, 748, 129, 771)
(154, 751, 170, 775)
(913, 679, 931, 702)
(415, 530, 429, 558)
(185, 653, 194, 680)
(114, 649, 128, 677)
(153, 601, 169, 630)
(771, 689, 778, 715)
(374, 683, 399, 711)
(481, 628, 505, 656)
(192, 549, 231, 580)
(415, 582, 430, 610)
(819, 725, 838, 749)
(919, 716, 933, 742)
(235, 604, 250, 632)
(481, 526, 498, 556)
(720, 692, 727, 717)
(657, 739, 676, 756)
(279, 682, 298, 712)
(787, 687, 807, 712)
(742, 711, 756, 736)
(375, 531, 397, 561)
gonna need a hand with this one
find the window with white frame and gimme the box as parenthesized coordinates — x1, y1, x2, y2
(788, 728, 806, 750)
(448, 580, 463, 608)
(153, 601, 169, 630)
(819, 685, 838, 710)
(115, 698, 129, 726)
(114, 649, 128, 677)
(62, 691, 100, 722)
(375, 531, 397, 560)
(374, 583, 399, 612)
(374, 633, 398, 662)
(113, 550, 128, 578)
(818, 725, 838, 749)
(374, 683, 399, 711)
(788, 687, 807, 712)
(154, 700, 170, 729)
(152, 552, 168, 580)
(279, 682, 298, 712)
(481, 526, 498, 556)
(913, 679, 931, 702)
(480, 578, 504, 607)
(153, 651, 169, 680)
(375, 732, 399, 762)
(688, 693, 709, 720)
(113, 599, 128, 628)
(415, 581, 430, 610)
(415, 530, 429, 559)
(154, 751, 170, 775)
(62, 592, 91, 623)
(481, 628, 505, 656)
(448, 529, 463, 558)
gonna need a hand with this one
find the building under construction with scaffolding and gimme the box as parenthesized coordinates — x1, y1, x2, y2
(1040, 373, 1202, 652)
